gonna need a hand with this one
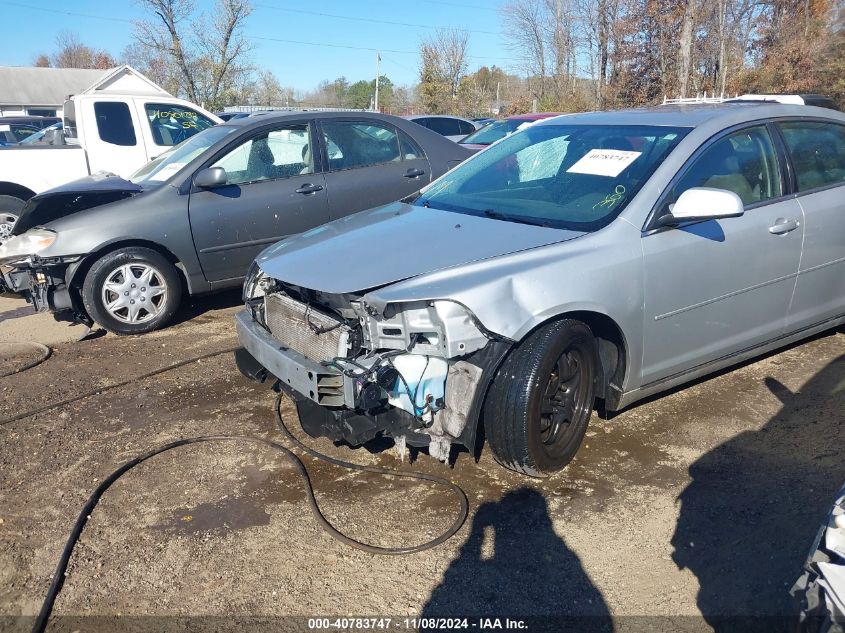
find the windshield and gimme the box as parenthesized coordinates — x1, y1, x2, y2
(130, 125, 238, 185)
(419, 124, 690, 231)
(460, 119, 526, 146)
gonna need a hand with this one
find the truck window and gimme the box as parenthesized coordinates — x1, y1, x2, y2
(94, 102, 137, 146)
(144, 103, 216, 147)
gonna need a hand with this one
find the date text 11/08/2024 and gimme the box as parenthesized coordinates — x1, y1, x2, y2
(307, 618, 529, 630)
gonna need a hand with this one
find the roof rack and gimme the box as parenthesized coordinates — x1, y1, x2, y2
(662, 93, 733, 105)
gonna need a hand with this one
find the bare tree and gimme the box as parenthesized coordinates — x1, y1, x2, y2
(36, 31, 117, 69)
(502, 0, 548, 99)
(133, 0, 253, 108)
(418, 29, 469, 112)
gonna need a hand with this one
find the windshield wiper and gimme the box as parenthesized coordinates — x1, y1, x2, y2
(482, 209, 551, 228)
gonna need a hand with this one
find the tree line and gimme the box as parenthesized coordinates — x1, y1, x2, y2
(32, 0, 845, 114)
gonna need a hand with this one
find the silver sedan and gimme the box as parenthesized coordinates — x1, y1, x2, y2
(236, 102, 845, 476)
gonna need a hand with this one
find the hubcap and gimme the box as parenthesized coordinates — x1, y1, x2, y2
(539, 348, 588, 452)
(0, 212, 18, 243)
(101, 263, 167, 324)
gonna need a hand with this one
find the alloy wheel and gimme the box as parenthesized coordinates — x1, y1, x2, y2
(0, 212, 17, 244)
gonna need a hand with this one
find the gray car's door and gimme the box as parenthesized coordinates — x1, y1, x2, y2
(318, 119, 430, 218)
(776, 119, 845, 331)
(188, 121, 330, 283)
(640, 124, 804, 385)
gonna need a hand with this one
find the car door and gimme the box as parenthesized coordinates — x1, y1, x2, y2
(776, 119, 845, 331)
(188, 121, 330, 283)
(318, 119, 431, 218)
(640, 123, 804, 385)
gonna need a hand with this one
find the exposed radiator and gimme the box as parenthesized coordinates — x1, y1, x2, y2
(264, 293, 351, 362)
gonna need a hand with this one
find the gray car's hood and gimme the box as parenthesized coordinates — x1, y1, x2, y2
(257, 202, 584, 294)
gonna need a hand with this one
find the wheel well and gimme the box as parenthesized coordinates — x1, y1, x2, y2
(0, 182, 36, 202)
(524, 311, 628, 410)
(69, 240, 188, 293)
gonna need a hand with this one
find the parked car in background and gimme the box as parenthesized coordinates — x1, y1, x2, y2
(0, 111, 473, 334)
(471, 117, 496, 127)
(0, 116, 59, 146)
(16, 122, 63, 145)
(403, 115, 480, 142)
(235, 102, 845, 476)
(459, 112, 565, 150)
(0, 66, 220, 244)
(216, 111, 252, 121)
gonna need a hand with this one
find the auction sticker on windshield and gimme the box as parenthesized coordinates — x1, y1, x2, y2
(567, 149, 642, 177)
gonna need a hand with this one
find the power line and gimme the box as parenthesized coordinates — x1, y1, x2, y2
(255, 3, 501, 36)
(0, 1, 134, 23)
(251, 34, 415, 55)
(417, 0, 500, 11)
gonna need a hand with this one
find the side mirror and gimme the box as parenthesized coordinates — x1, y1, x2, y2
(657, 187, 744, 227)
(194, 166, 228, 189)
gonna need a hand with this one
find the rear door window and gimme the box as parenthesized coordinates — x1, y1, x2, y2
(777, 120, 845, 192)
(144, 103, 216, 146)
(321, 121, 401, 171)
(94, 101, 137, 146)
(457, 119, 476, 135)
(426, 117, 462, 136)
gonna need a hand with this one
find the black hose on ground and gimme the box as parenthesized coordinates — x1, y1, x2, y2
(0, 346, 240, 426)
(0, 341, 51, 378)
(31, 395, 469, 633)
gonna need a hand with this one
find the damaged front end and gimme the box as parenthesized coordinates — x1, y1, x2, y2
(235, 263, 510, 462)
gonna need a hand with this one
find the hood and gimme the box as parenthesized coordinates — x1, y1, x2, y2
(13, 174, 143, 235)
(257, 202, 584, 294)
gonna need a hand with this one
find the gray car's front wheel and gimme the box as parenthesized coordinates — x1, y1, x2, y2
(82, 247, 183, 335)
(484, 319, 598, 477)
(0, 195, 26, 244)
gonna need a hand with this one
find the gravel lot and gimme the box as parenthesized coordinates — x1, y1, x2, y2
(1, 290, 842, 632)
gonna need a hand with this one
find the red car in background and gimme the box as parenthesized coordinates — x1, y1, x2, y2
(458, 112, 565, 150)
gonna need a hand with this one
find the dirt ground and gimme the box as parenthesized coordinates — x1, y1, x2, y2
(0, 290, 842, 632)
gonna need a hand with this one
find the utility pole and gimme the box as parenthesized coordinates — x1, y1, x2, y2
(374, 52, 381, 112)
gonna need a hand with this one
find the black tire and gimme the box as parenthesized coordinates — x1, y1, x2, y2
(0, 194, 26, 243)
(484, 319, 598, 477)
(81, 247, 183, 335)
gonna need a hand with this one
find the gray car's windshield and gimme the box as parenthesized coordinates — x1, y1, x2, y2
(130, 125, 238, 185)
(420, 124, 690, 231)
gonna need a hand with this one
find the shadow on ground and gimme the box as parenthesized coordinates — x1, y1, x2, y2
(422, 488, 612, 632)
(672, 354, 845, 632)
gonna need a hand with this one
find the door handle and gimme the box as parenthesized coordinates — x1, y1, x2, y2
(769, 218, 800, 235)
(404, 168, 425, 179)
(295, 183, 323, 195)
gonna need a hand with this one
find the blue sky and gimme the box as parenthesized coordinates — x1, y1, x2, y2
(0, 0, 512, 91)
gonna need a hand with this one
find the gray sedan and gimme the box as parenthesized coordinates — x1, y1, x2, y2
(235, 102, 845, 476)
(0, 112, 472, 334)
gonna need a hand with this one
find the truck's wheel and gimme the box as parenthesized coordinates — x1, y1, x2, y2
(82, 247, 182, 335)
(0, 195, 25, 244)
(484, 319, 598, 477)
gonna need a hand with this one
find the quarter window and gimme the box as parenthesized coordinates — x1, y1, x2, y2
(211, 124, 313, 185)
(321, 121, 401, 171)
(94, 101, 137, 147)
(399, 131, 425, 160)
(777, 121, 845, 192)
(145, 103, 216, 146)
(673, 126, 782, 206)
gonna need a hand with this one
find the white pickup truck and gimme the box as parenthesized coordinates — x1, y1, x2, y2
(0, 65, 220, 242)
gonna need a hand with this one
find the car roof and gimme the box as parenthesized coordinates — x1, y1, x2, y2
(403, 114, 472, 121)
(531, 102, 845, 129)
(220, 110, 416, 129)
(507, 112, 565, 121)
